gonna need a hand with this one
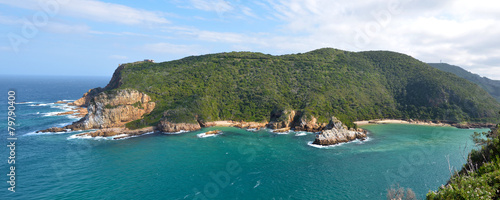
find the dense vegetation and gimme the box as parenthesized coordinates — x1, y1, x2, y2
(427, 123, 500, 199)
(428, 63, 500, 102)
(101, 48, 500, 128)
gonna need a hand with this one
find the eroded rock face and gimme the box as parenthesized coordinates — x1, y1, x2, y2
(156, 120, 201, 133)
(68, 89, 155, 130)
(68, 87, 104, 107)
(293, 114, 328, 132)
(313, 116, 367, 146)
(267, 109, 296, 130)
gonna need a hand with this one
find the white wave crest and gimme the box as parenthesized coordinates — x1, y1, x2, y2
(163, 130, 189, 135)
(307, 137, 371, 149)
(16, 102, 36, 104)
(294, 132, 308, 136)
(197, 132, 222, 138)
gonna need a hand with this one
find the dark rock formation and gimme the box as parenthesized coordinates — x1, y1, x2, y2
(267, 109, 296, 130)
(74, 126, 155, 138)
(313, 116, 367, 146)
(156, 120, 201, 133)
(36, 127, 67, 133)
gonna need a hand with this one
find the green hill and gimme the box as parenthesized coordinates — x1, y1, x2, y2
(101, 48, 500, 128)
(428, 63, 500, 102)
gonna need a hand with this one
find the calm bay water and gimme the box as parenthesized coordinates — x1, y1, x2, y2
(0, 76, 489, 199)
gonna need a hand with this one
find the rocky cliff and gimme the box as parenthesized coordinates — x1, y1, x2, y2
(70, 89, 155, 129)
(38, 89, 155, 133)
(313, 117, 367, 145)
(68, 87, 104, 107)
(156, 120, 201, 133)
(267, 109, 328, 132)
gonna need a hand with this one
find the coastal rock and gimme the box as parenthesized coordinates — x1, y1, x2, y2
(293, 114, 327, 132)
(56, 107, 88, 118)
(157, 120, 201, 133)
(313, 116, 367, 146)
(54, 100, 67, 104)
(36, 127, 67, 133)
(205, 130, 222, 135)
(452, 123, 497, 129)
(233, 121, 267, 129)
(267, 109, 296, 129)
(67, 89, 155, 130)
(74, 126, 155, 138)
(68, 87, 104, 107)
(202, 120, 268, 129)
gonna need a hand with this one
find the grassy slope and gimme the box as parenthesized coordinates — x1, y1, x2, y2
(102, 48, 500, 128)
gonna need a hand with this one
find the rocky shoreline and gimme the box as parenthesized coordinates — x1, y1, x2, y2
(37, 87, 492, 146)
(37, 88, 366, 145)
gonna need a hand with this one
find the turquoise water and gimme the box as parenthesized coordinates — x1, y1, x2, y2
(0, 76, 490, 199)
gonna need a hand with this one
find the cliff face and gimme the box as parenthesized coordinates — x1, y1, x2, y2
(68, 87, 104, 107)
(313, 117, 367, 145)
(69, 89, 155, 130)
(267, 109, 328, 132)
(267, 109, 296, 130)
(156, 120, 201, 133)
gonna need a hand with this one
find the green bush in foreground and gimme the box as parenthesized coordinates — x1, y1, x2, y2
(427, 124, 500, 199)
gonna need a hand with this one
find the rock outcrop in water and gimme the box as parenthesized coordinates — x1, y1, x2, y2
(75, 126, 155, 139)
(313, 117, 367, 146)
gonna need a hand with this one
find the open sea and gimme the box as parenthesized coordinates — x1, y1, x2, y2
(0, 75, 489, 199)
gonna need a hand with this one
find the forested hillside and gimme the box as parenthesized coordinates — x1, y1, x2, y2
(101, 48, 500, 128)
(428, 63, 500, 102)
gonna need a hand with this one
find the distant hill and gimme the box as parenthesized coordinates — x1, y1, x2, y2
(100, 48, 500, 128)
(428, 63, 500, 102)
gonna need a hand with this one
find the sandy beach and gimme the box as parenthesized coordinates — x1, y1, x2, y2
(354, 119, 452, 127)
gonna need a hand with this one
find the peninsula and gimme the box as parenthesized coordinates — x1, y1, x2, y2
(38, 48, 500, 145)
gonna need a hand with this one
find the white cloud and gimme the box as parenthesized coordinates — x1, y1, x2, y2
(0, 14, 19, 25)
(189, 0, 233, 13)
(241, 0, 500, 79)
(109, 55, 128, 60)
(0, 0, 169, 25)
(44, 22, 90, 34)
(0, 46, 12, 51)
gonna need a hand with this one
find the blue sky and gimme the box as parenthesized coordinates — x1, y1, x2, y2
(1, 0, 500, 79)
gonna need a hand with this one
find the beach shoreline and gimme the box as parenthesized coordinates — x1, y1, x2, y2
(355, 119, 496, 129)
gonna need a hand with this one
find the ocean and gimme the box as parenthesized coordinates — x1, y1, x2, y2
(0, 75, 489, 199)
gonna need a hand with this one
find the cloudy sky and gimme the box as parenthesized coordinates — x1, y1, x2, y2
(1, 0, 499, 79)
